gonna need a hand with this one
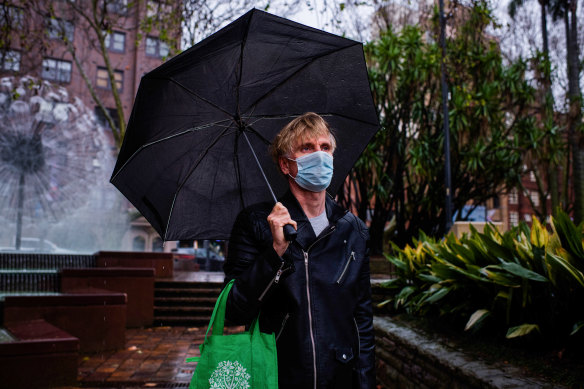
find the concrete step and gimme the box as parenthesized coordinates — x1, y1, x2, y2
(153, 280, 222, 326)
(154, 296, 218, 306)
(154, 280, 223, 289)
(154, 306, 214, 315)
(154, 288, 221, 298)
(153, 316, 212, 327)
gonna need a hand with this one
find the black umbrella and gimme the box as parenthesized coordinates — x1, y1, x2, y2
(110, 9, 379, 242)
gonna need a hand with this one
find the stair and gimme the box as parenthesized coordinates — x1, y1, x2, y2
(154, 280, 223, 326)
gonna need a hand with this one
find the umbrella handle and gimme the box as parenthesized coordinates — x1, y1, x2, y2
(283, 224, 297, 242)
(240, 129, 296, 242)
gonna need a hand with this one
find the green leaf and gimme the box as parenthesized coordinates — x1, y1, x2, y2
(506, 324, 540, 339)
(530, 216, 549, 248)
(418, 273, 441, 283)
(420, 285, 451, 304)
(465, 309, 491, 331)
(552, 211, 584, 260)
(498, 261, 548, 282)
(546, 253, 584, 288)
(395, 286, 416, 308)
(570, 321, 584, 336)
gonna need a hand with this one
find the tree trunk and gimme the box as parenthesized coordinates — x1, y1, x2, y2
(566, 1, 584, 223)
(541, 0, 560, 213)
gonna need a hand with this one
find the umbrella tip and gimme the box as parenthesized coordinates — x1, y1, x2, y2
(234, 114, 245, 130)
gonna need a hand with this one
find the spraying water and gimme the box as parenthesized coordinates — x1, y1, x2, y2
(0, 76, 127, 253)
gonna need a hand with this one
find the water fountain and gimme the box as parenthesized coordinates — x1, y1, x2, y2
(0, 76, 127, 253)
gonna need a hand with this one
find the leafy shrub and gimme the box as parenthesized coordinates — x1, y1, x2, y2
(380, 211, 584, 342)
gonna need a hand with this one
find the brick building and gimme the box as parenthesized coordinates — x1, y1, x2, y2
(1, 0, 178, 129)
(0, 0, 181, 252)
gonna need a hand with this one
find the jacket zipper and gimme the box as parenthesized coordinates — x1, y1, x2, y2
(336, 251, 356, 285)
(303, 225, 336, 389)
(276, 312, 290, 341)
(353, 317, 361, 358)
(258, 261, 286, 302)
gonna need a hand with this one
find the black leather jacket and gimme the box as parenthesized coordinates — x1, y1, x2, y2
(224, 191, 375, 389)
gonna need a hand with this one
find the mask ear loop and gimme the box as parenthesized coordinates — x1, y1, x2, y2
(285, 156, 298, 179)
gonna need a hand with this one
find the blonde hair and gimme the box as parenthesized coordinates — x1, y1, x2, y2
(270, 112, 336, 163)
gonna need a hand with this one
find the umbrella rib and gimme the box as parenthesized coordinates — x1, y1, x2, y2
(165, 77, 235, 119)
(245, 111, 377, 128)
(110, 119, 232, 183)
(163, 123, 234, 241)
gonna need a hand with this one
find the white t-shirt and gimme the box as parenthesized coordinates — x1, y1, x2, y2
(309, 211, 329, 237)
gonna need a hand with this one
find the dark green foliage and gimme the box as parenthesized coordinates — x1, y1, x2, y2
(339, 2, 537, 253)
(380, 211, 584, 345)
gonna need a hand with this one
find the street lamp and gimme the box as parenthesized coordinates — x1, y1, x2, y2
(439, 0, 453, 233)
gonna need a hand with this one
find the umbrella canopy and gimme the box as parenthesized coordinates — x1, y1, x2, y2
(111, 9, 379, 241)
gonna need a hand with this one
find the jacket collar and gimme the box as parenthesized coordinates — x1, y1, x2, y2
(279, 190, 347, 249)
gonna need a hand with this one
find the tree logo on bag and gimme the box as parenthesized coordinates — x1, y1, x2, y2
(209, 360, 251, 389)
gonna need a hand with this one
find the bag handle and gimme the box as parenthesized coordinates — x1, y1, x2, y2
(206, 279, 234, 337)
(185, 280, 264, 363)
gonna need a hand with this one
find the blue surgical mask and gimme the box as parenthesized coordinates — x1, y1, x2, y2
(288, 151, 334, 192)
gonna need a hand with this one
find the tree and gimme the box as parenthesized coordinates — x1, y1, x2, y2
(341, 1, 537, 253)
(551, 0, 584, 223)
(508, 0, 564, 219)
(1, 0, 302, 151)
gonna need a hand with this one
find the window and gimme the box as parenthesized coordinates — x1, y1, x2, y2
(529, 171, 536, 182)
(132, 236, 145, 251)
(106, 0, 127, 15)
(146, 36, 169, 58)
(529, 191, 540, 207)
(152, 237, 163, 252)
(509, 188, 518, 205)
(41, 58, 72, 83)
(146, 0, 173, 18)
(96, 67, 123, 91)
(0, 6, 24, 28)
(94, 106, 119, 130)
(509, 211, 519, 227)
(524, 214, 532, 223)
(46, 17, 75, 42)
(1, 50, 20, 71)
(104, 31, 125, 53)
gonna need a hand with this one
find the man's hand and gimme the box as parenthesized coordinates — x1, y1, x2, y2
(267, 202, 297, 256)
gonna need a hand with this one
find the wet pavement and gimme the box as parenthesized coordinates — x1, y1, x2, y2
(74, 324, 244, 389)
(67, 271, 233, 389)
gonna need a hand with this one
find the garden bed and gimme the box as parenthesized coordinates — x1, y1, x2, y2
(379, 313, 583, 388)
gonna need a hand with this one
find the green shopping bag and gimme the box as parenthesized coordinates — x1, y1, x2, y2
(186, 279, 278, 389)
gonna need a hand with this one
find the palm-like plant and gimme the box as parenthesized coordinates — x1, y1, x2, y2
(380, 211, 584, 342)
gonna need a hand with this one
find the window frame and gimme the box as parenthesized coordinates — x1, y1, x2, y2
(508, 188, 518, 205)
(41, 58, 73, 83)
(104, 30, 126, 53)
(106, 0, 128, 15)
(1, 49, 21, 72)
(509, 211, 519, 227)
(46, 17, 75, 42)
(145, 36, 169, 58)
(96, 66, 123, 91)
(0, 6, 25, 28)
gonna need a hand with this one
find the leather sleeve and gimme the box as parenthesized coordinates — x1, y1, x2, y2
(223, 207, 285, 325)
(354, 233, 376, 388)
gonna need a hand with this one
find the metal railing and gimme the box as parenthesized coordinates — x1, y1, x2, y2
(0, 253, 96, 293)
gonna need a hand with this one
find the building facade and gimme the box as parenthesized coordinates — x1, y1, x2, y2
(0, 0, 181, 252)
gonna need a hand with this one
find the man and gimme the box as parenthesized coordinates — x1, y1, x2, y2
(224, 112, 375, 389)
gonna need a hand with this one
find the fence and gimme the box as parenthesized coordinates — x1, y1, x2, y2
(0, 253, 96, 293)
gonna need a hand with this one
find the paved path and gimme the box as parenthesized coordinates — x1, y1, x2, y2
(67, 271, 234, 389)
(75, 324, 243, 389)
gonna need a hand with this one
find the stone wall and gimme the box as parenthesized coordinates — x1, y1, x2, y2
(374, 316, 561, 389)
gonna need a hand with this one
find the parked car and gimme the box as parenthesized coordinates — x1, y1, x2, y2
(0, 237, 76, 253)
(171, 247, 224, 271)
(193, 248, 224, 271)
